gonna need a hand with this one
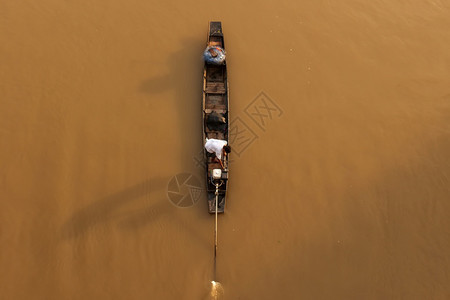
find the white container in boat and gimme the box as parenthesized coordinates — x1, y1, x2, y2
(212, 169, 222, 180)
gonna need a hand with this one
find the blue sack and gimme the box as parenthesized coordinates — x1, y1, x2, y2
(203, 46, 226, 65)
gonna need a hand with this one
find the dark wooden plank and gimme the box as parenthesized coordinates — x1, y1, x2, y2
(206, 94, 225, 104)
(206, 66, 223, 82)
(206, 82, 225, 88)
(205, 103, 226, 110)
(205, 82, 226, 94)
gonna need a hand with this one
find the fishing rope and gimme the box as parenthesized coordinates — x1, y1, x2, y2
(214, 182, 219, 259)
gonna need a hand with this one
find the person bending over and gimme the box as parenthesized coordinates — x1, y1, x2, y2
(204, 138, 231, 169)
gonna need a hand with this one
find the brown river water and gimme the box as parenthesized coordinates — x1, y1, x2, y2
(1, 0, 450, 299)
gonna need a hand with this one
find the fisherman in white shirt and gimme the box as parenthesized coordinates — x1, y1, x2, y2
(204, 138, 231, 169)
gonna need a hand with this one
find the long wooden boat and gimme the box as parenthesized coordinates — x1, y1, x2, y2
(202, 21, 229, 214)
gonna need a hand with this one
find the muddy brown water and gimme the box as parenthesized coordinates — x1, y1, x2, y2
(1, 1, 450, 299)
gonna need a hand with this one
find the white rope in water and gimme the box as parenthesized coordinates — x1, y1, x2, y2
(214, 183, 219, 258)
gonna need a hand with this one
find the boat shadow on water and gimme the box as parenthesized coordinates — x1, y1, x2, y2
(139, 38, 205, 173)
(59, 177, 168, 240)
(59, 177, 208, 247)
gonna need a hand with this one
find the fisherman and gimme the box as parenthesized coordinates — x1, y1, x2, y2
(204, 138, 231, 169)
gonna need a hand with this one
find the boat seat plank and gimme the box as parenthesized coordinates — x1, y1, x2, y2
(205, 103, 226, 110)
(206, 82, 225, 88)
(205, 90, 226, 94)
(204, 108, 227, 114)
(206, 94, 225, 105)
(205, 82, 226, 94)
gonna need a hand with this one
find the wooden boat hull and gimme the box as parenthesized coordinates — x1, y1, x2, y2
(202, 22, 229, 214)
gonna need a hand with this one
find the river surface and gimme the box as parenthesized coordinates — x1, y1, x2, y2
(1, 0, 450, 299)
